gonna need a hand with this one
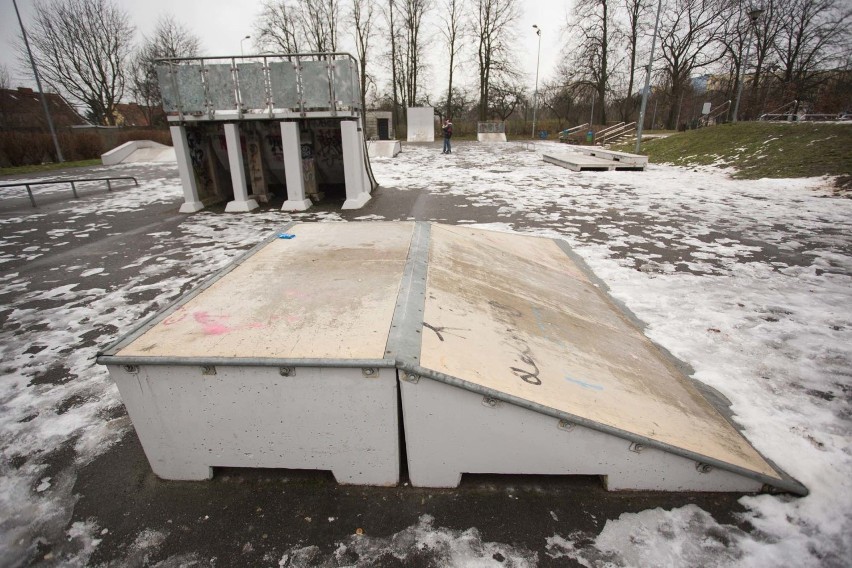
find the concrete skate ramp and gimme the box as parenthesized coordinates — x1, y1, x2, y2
(99, 222, 806, 494)
(407, 107, 435, 142)
(101, 140, 175, 165)
(414, 225, 781, 482)
(477, 133, 507, 142)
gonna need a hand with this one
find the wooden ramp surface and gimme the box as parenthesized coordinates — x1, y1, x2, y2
(544, 152, 645, 171)
(118, 222, 414, 360)
(419, 224, 778, 479)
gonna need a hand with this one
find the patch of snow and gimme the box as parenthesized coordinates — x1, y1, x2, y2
(79, 268, 104, 277)
(278, 514, 536, 567)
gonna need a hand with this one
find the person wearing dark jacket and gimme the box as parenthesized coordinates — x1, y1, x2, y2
(442, 119, 453, 154)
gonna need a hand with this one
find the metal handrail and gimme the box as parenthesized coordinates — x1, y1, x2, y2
(156, 52, 357, 64)
(600, 122, 636, 145)
(596, 122, 626, 138)
(0, 176, 139, 208)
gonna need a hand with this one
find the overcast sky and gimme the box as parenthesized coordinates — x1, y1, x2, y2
(1, 0, 572, 102)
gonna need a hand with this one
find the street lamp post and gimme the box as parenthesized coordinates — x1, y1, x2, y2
(531, 25, 542, 139)
(13, 0, 63, 163)
(241, 35, 251, 56)
(732, 8, 764, 123)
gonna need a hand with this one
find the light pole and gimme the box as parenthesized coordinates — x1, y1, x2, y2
(13, 0, 63, 162)
(732, 7, 764, 123)
(531, 25, 542, 139)
(635, 0, 662, 154)
(241, 35, 251, 56)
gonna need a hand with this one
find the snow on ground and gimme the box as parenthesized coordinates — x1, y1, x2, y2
(277, 514, 536, 567)
(374, 142, 852, 566)
(1, 142, 850, 566)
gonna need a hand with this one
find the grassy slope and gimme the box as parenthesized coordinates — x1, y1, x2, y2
(622, 122, 852, 184)
(0, 159, 102, 177)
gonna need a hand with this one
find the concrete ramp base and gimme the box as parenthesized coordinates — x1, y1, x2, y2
(368, 140, 402, 158)
(477, 133, 508, 142)
(401, 376, 763, 492)
(98, 222, 806, 495)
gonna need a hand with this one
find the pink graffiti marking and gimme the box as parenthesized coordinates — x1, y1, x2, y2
(193, 311, 231, 335)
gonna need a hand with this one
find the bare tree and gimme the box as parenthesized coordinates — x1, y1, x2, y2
(397, 0, 430, 108)
(130, 15, 201, 126)
(383, 0, 402, 126)
(0, 64, 10, 90)
(435, 85, 474, 122)
(716, 1, 750, 104)
(439, 0, 465, 118)
(619, 0, 649, 121)
(22, 0, 134, 125)
(487, 76, 525, 120)
(253, 0, 340, 53)
(255, 0, 302, 52)
(565, 0, 614, 124)
(351, 0, 377, 127)
(772, 0, 851, 111)
(474, 0, 520, 121)
(540, 80, 574, 130)
(297, 0, 341, 52)
(657, 0, 726, 129)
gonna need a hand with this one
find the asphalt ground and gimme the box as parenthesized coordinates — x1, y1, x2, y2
(0, 143, 796, 567)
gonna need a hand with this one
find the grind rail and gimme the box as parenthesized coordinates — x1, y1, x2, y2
(0, 176, 139, 207)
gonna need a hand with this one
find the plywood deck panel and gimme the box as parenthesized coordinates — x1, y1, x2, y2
(118, 222, 414, 360)
(543, 152, 645, 171)
(543, 153, 615, 171)
(419, 224, 779, 479)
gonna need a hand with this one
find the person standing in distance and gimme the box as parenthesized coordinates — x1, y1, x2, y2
(442, 118, 453, 154)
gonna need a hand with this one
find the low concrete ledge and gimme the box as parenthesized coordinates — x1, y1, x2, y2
(368, 140, 402, 158)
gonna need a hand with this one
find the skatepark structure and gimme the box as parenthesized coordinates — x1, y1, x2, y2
(544, 147, 648, 172)
(155, 53, 377, 212)
(99, 222, 806, 495)
(407, 107, 435, 142)
(477, 121, 507, 142)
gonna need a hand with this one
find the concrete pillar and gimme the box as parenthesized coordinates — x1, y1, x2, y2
(341, 120, 370, 210)
(171, 125, 204, 213)
(280, 121, 311, 211)
(223, 123, 259, 213)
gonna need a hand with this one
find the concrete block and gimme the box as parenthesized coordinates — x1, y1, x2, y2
(407, 107, 435, 142)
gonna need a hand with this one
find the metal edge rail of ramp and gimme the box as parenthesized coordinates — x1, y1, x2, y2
(98, 222, 807, 495)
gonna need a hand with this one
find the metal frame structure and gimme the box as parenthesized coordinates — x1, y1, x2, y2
(156, 53, 361, 122)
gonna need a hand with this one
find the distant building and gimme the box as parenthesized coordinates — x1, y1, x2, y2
(0, 87, 88, 131)
(112, 102, 166, 127)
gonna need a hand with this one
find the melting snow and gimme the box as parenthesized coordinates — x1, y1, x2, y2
(1, 141, 850, 566)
